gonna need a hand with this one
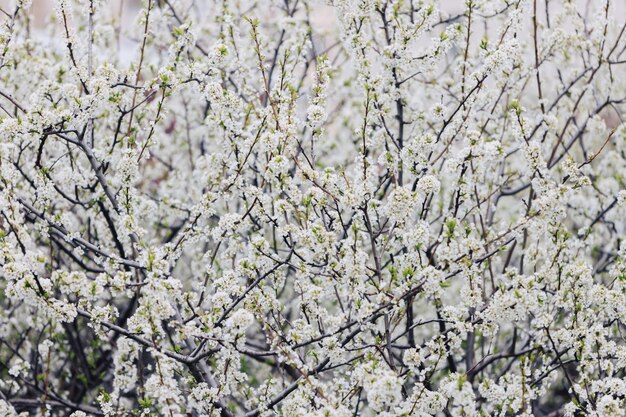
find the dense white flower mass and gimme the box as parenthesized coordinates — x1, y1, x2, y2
(0, 0, 625, 416)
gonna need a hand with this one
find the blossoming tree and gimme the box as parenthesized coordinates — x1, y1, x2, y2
(1, 0, 625, 416)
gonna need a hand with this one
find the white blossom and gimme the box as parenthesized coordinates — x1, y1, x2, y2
(0, 1, 624, 416)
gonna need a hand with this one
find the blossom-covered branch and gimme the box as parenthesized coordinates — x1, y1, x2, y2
(0, 0, 625, 416)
